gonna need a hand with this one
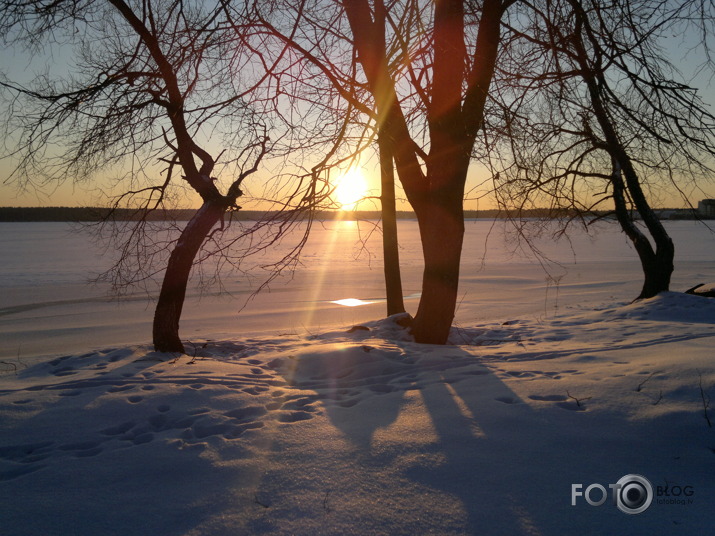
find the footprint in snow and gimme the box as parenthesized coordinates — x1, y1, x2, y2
(101, 422, 135, 436)
(52, 367, 77, 377)
(107, 384, 134, 393)
(59, 390, 83, 397)
(528, 394, 568, 402)
(277, 411, 314, 423)
(495, 396, 522, 405)
(528, 394, 588, 411)
(556, 401, 587, 412)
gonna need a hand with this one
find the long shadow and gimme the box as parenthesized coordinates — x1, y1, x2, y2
(269, 337, 552, 533)
(399, 344, 551, 535)
(391, 342, 712, 535)
(269, 340, 414, 448)
(270, 333, 713, 534)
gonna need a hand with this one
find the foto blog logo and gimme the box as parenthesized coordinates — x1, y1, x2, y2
(571, 474, 653, 515)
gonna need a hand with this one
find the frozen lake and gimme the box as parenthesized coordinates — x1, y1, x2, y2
(1, 219, 714, 359)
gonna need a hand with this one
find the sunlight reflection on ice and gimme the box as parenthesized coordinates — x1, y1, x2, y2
(330, 293, 421, 307)
(331, 298, 377, 307)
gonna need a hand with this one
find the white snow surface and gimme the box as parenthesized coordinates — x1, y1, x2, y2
(1, 220, 715, 535)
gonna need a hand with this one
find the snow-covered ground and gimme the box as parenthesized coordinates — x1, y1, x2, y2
(1, 219, 714, 535)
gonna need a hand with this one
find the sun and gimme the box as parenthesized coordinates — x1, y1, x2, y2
(334, 169, 369, 210)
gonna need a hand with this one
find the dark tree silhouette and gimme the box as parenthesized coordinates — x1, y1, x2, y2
(239, 0, 407, 318)
(378, 131, 406, 316)
(250, 0, 517, 342)
(341, 0, 515, 343)
(489, 0, 715, 299)
(0, 0, 343, 352)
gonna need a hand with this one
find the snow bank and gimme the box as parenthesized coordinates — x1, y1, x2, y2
(1, 292, 714, 535)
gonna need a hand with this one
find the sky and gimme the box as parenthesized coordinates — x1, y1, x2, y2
(1, 16, 715, 211)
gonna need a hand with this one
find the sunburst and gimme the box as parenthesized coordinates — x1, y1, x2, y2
(334, 169, 368, 210)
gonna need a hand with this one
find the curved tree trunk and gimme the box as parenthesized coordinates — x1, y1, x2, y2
(617, 162, 674, 299)
(610, 164, 672, 299)
(153, 201, 226, 353)
(609, 161, 674, 300)
(378, 132, 405, 316)
(571, 3, 674, 300)
(582, 67, 674, 298)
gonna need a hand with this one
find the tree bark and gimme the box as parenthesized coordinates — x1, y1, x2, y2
(153, 201, 226, 352)
(636, 235, 674, 299)
(412, 191, 465, 344)
(378, 132, 405, 316)
(618, 163, 674, 299)
(610, 164, 669, 299)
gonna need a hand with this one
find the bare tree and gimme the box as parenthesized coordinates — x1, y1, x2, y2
(239, 0, 407, 317)
(7, 0, 712, 352)
(337, 0, 516, 343)
(488, 0, 715, 299)
(378, 129, 406, 315)
(248, 0, 518, 342)
(0, 0, 343, 352)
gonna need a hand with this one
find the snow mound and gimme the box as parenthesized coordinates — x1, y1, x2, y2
(2, 296, 715, 535)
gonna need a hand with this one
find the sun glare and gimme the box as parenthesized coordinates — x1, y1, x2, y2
(334, 169, 369, 210)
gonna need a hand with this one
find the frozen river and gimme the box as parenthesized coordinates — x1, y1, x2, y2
(1, 218, 713, 359)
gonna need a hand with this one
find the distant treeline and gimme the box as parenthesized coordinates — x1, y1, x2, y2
(0, 206, 266, 222)
(0, 206, 470, 222)
(0, 206, 555, 222)
(0, 206, 701, 222)
(0, 206, 397, 222)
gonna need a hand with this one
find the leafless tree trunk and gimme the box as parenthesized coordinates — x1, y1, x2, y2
(610, 160, 674, 299)
(153, 201, 227, 351)
(489, 0, 715, 301)
(110, 0, 260, 352)
(378, 132, 405, 316)
(252, 0, 407, 317)
(343, 0, 510, 343)
(567, 1, 674, 298)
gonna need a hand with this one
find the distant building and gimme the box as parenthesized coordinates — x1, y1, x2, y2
(698, 199, 715, 218)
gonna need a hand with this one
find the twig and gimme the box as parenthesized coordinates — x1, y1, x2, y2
(0, 361, 17, 373)
(636, 371, 658, 392)
(323, 490, 331, 513)
(698, 371, 712, 428)
(254, 493, 270, 509)
(1, 346, 27, 375)
(186, 341, 208, 364)
(566, 390, 592, 408)
(16, 345, 26, 370)
(652, 390, 664, 406)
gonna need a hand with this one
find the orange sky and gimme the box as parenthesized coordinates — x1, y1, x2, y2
(2, 30, 714, 212)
